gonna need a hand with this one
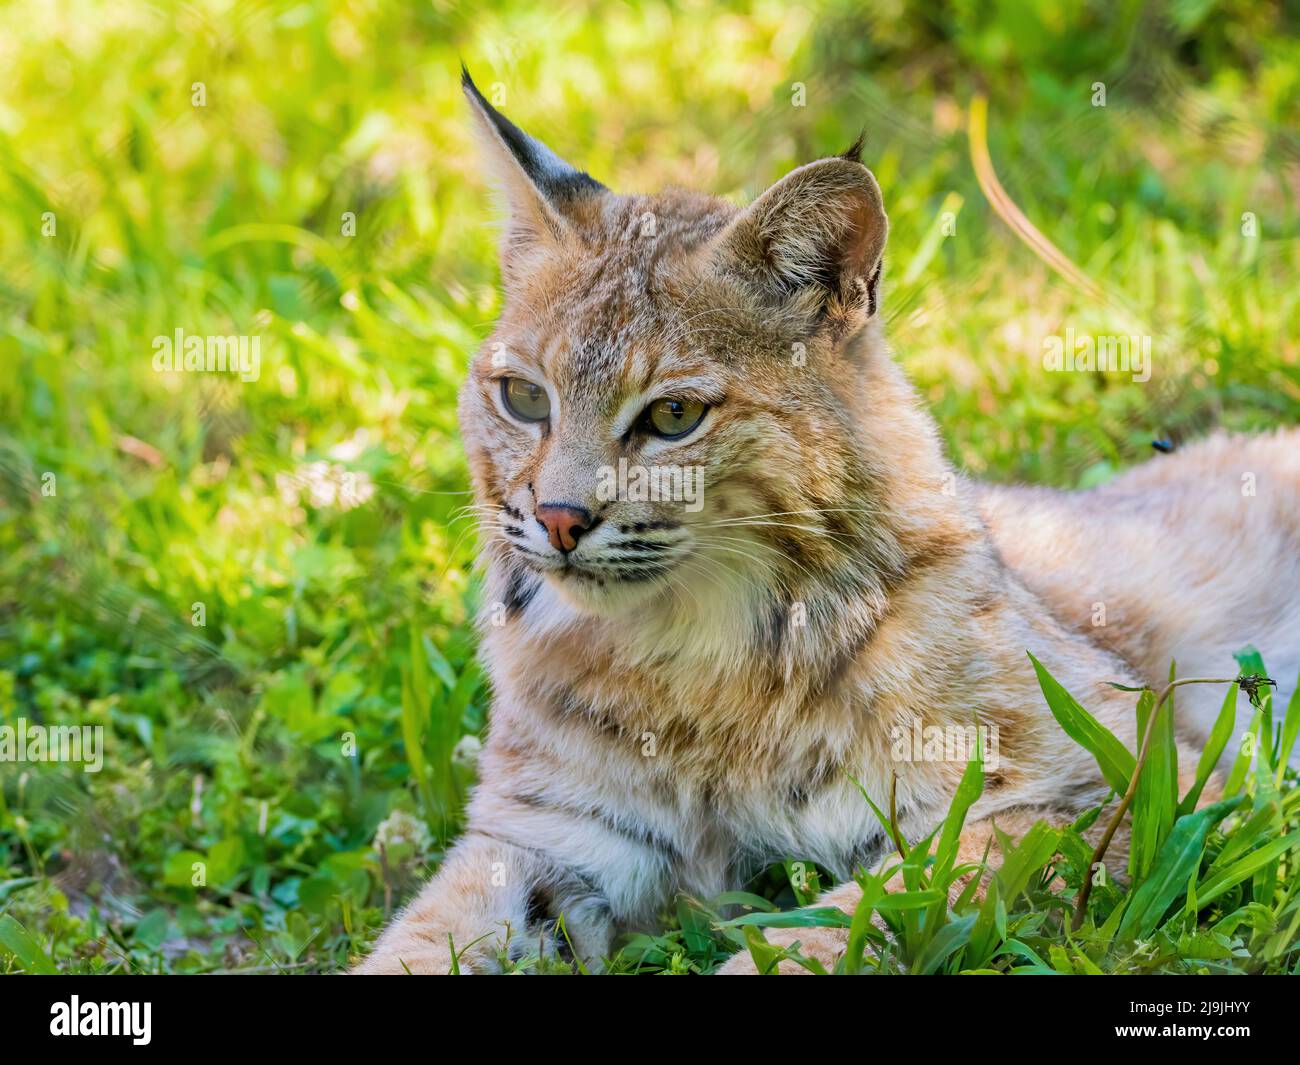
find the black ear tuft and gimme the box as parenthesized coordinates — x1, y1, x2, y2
(460, 66, 606, 203)
(841, 132, 867, 164)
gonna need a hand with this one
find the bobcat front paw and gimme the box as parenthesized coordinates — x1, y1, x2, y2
(715, 927, 848, 975)
(505, 896, 615, 972)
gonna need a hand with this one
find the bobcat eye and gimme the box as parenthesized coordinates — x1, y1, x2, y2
(643, 396, 707, 439)
(501, 377, 550, 422)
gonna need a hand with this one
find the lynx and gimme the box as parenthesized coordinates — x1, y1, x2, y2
(355, 71, 1300, 974)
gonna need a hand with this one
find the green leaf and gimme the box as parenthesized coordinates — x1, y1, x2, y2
(722, 906, 852, 929)
(966, 877, 1003, 967)
(740, 925, 785, 975)
(934, 739, 985, 884)
(1277, 671, 1300, 784)
(1234, 647, 1276, 768)
(900, 825, 938, 892)
(1130, 688, 1177, 880)
(132, 909, 170, 950)
(1197, 828, 1300, 907)
(843, 876, 886, 976)
(1212, 800, 1278, 870)
(1180, 685, 1238, 815)
(1003, 938, 1050, 969)
(0, 914, 57, 974)
(207, 836, 246, 886)
(400, 623, 439, 827)
(1233, 646, 1269, 690)
(913, 914, 975, 974)
(783, 859, 821, 906)
(709, 891, 779, 914)
(297, 873, 339, 915)
(676, 896, 713, 955)
(994, 820, 1061, 901)
(279, 912, 316, 961)
(875, 889, 946, 911)
(163, 850, 206, 888)
(1224, 708, 1262, 797)
(421, 632, 458, 692)
(1029, 652, 1135, 793)
(1118, 796, 1242, 940)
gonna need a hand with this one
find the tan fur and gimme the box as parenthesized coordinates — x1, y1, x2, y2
(978, 431, 1300, 750)
(353, 80, 1297, 974)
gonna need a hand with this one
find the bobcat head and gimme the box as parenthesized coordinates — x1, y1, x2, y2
(458, 69, 897, 623)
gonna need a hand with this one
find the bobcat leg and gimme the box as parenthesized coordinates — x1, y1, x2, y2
(353, 830, 612, 974)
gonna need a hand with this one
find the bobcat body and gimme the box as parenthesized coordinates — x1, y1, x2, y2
(355, 72, 1300, 974)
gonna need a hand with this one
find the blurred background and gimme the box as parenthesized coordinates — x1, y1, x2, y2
(0, 0, 1297, 972)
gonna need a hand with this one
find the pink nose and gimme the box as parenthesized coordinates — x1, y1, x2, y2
(535, 504, 593, 553)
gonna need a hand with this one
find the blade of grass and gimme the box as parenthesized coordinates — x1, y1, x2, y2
(0, 913, 58, 974)
(1277, 672, 1300, 783)
(1118, 796, 1243, 940)
(1197, 829, 1300, 908)
(1179, 684, 1238, 815)
(1029, 652, 1135, 792)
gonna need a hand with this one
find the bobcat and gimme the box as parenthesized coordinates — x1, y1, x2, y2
(354, 70, 1300, 974)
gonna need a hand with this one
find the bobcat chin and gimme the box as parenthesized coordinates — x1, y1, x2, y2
(354, 70, 1300, 975)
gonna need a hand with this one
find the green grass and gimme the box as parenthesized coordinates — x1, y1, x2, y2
(589, 654, 1300, 976)
(1, 0, 1298, 974)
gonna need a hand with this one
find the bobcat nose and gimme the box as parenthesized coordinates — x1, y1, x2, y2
(535, 504, 594, 553)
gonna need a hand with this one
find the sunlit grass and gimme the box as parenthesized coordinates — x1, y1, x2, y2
(0, 0, 1297, 973)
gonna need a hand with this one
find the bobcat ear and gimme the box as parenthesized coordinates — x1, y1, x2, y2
(715, 153, 888, 333)
(461, 66, 606, 271)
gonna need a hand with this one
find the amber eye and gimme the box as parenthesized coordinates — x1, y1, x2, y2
(643, 396, 707, 439)
(500, 377, 550, 422)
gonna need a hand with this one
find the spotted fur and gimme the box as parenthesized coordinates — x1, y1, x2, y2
(354, 75, 1299, 974)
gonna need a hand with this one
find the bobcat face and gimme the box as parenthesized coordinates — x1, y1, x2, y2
(461, 228, 725, 613)
(457, 69, 890, 617)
